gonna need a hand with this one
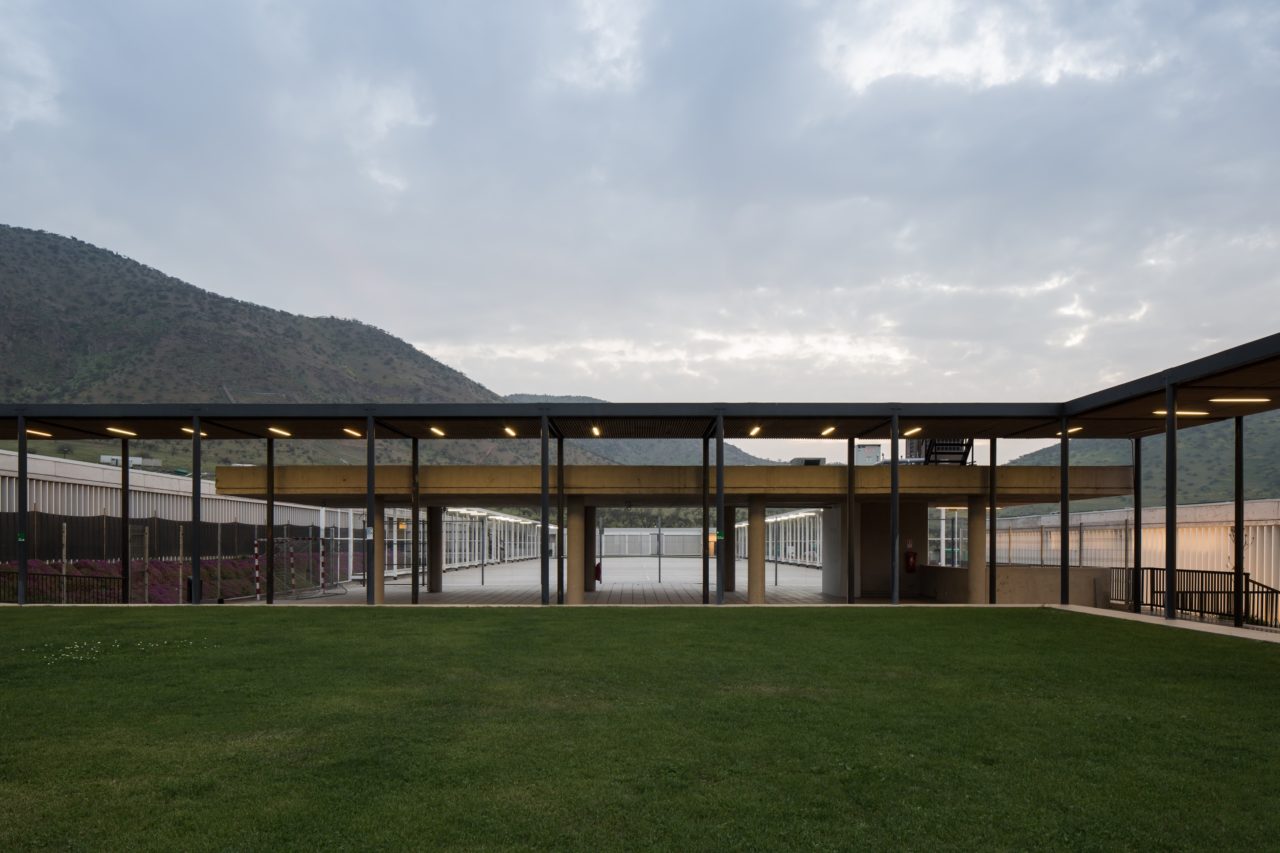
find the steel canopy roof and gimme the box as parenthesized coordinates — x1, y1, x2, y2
(1, 332, 1277, 443)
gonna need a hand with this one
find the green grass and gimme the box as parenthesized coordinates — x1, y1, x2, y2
(2, 607, 1278, 851)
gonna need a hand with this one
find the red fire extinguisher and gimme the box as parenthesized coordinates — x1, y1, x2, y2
(904, 539, 918, 574)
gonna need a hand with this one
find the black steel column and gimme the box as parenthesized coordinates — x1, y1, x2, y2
(701, 435, 710, 604)
(411, 437, 420, 605)
(1234, 416, 1244, 628)
(190, 416, 202, 605)
(540, 415, 550, 606)
(121, 438, 131, 603)
(266, 437, 275, 604)
(890, 412, 900, 605)
(1131, 437, 1142, 614)
(16, 415, 27, 606)
(846, 438, 855, 603)
(1164, 384, 1177, 619)
(715, 413, 725, 605)
(1059, 416, 1069, 605)
(557, 433, 565, 605)
(988, 437, 997, 605)
(366, 415, 376, 606)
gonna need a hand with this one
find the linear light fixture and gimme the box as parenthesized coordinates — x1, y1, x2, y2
(591, 425, 601, 437)
(820, 426, 836, 436)
(503, 426, 517, 437)
(106, 427, 137, 437)
(343, 427, 363, 438)
(268, 426, 292, 437)
(749, 425, 762, 437)
(429, 426, 446, 437)
(1152, 410, 1209, 417)
(181, 427, 209, 437)
(902, 426, 923, 437)
(1208, 397, 1271, 403)
(25, 428, 53, 438)
(1055, 427, 1084, 436)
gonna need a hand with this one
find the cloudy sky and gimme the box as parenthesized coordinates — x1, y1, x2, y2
(3, 1, 1278, 432)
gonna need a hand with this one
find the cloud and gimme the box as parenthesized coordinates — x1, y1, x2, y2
(555, 0, 650, 92)
(0, 1, 60, 132)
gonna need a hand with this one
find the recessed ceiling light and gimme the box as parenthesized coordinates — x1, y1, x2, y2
(1055, 426, 1084, 436)
(504, 426, 517, 437)
(106, 427, 137, 437)
(429, 426, 445, 437)
(1208, 397, 1270, 404)
(181, 427, 209, 437)
(591, 425, 601, 437)
(902, 426, 923, 437)
(25, 429, 52, 438)
(343, 427, 363, 438)
(820, 426, 836, 436)
(1152, 410, 1209, 417)
(749, 425, 762, 437)
(268, 426, 292, 437)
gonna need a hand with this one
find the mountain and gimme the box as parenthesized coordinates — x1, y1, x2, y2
(504, 394, 770, 465)
(1003, 409, 1280, 514)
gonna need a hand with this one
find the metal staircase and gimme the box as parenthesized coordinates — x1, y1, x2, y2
(923, 438, 973, 465)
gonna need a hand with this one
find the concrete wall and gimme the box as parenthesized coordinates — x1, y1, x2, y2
(857, 500, 929, 598)
(925, 564, 1109, 607)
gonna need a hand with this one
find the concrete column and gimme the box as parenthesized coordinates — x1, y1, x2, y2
(967, 495, 987, 604)
(723, 516, 737, 592)
(427, 505, 444, 593)
(567, 497, 585, 604)
(373, 499, 386, 605)
(821, 506, 848, 598)
(748, 498, 766, 604)
(584, 505, 597, 592)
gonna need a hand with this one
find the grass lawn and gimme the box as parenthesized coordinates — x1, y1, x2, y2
(2, 607, 1278, 851)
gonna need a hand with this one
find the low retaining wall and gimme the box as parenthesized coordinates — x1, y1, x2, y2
(923, 564, 1110, 608)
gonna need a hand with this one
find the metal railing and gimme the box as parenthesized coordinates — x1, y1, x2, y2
(0, 570, 122, 604)
(1109, 567, 1280, 629)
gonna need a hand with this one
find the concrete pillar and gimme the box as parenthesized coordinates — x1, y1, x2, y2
(584, 505, 597, 592)
(723, 515, 737, 592)
(748, 498, 766, 604)
(967, 495, 987, 604)
(427, 505, 444, 594)
(373, 500, 386, 605)
(567, 497, 585, 604)
(821, 506, 848, 598)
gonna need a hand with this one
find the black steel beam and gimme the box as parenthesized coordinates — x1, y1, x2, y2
(890, 412, 900, 605)
(1060, 417, 1069, 606)
(715, 413, 725, 606)
(17, 415, 27, 606)
(988, 437, 997, 605)
(411, 437, 420, 605)
(1234, 416, 1244, 628)
(540, 415, 550, 606)
(1165, 385, 1177, 619)
(190, 416, 202, 605)
(121, 438, 130, 604)
(1132, 437, 1143, 614)
(366, 414, 375, 606)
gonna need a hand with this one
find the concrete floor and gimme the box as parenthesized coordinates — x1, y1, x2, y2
(273, 557, 836, 605)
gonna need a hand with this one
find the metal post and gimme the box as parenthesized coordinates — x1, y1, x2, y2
(890, 413, 900, 604)
(16, 415, 27, 605)
(1059, 415, 1069, 606)
(557, 433, 565, 605)
(1132, 437, 1143, 614)
(846, 438, 855, 603)
(1234, 416, 1244, 628)
(121, 438, 131, 603)
(366, 415, 376, 606)
(190, 416, 202, 604)
(540, 415, 550, 605)
(657, 514, 663, 582)
(988, 437, 997, 604)
(1164, 384, 1177, 619)
(715, 413, 725, 605)
(411, 437, 421, 604)
(702, 435, 710, 604)
(266, 437, 276, 604)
